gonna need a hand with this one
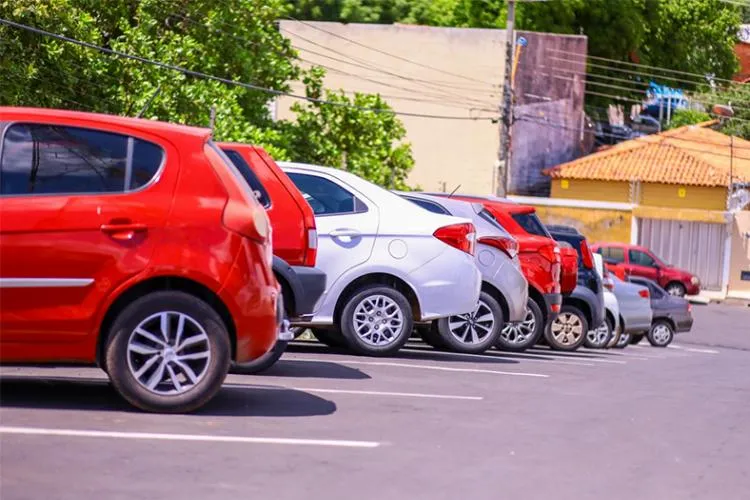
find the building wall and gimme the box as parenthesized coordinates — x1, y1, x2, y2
(533, 205, 632, 243)
(550, 179, 631, 202)
(728, 211, 750, 298)
(640, 183, 727, 211)
(277, 22, 587, 196)
(734, 42, 750, 82)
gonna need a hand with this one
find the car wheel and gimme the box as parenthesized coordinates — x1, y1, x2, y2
(230, 340, 287, 375)
(666, 282, 686, 297)
(340, 285, 414, 356)
(614, 331, 631, 349)
(629, 333, 645, 345)
(585, 315, 613, 349)
(416, 323, 447, 350)
(105, 291, 230, 413)
(647, 320, 674, 347)
(545, 305, 588, 351)
(436, 291, 503, 354)
(496, 298, 543, 352)
(606, 318, 623, 348)
(311, 327, 347, 348)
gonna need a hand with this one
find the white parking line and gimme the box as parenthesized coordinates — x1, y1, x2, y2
(0, 426, 381, 449)
(683, 347, 720, 354)
(291, 358, 549, 378)
(525, 349, 629, 364)
(398, 348, 597, 367)
(224, 383, 483, 401)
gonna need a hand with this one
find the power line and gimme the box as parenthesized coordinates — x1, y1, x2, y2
(283, 16, 498, 87)
(0, 18, 497, 121)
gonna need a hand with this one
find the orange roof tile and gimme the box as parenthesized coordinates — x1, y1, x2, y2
(544, 122, 750, 187)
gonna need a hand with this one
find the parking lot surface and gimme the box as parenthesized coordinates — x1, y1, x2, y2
(1, 303, 749, 500)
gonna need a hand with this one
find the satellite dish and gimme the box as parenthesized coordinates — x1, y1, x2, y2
(713, 104, 735, 117)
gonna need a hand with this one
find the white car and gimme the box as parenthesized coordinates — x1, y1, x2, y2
(586, 253, 621, 348)
(279, 162, 482, 356)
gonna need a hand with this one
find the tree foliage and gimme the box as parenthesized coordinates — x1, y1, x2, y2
(0, 0, 414, 185)
(665, 108, 711, 130)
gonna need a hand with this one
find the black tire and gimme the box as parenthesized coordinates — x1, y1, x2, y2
(435, 291, 504, 354)
(230, 340, 287, 375)
(311, 327, 346, 348)
(417, 323, 447, 350)
(496, 298, 544, 352)
(629, 333, 645, 345)
(339, 285, 413, 356)
(614, 331, 631, 349)
(545, 304, 588, 351)
(647, 320, 675, 347)
(585, 315, 613, 349)
(665, 282, 686, 297)
(105, 291, 230, 413)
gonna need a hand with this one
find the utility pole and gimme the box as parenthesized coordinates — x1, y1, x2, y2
(497, 0, 516, 197)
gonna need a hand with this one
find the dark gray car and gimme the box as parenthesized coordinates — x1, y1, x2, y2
(628, 277, 693, 347)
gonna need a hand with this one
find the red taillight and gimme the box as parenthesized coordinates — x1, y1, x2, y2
(580, 240, 595, 269)
(434, 223, 476, 255)
(603, 276, 614, 292)
(551, 303, 561, 313)
(303, 228, 318, 266)
(687, 303, 693, 313)
(639, 289, 650, 299)
(478, 235, 518, 258)
(539, 243, 561, 264)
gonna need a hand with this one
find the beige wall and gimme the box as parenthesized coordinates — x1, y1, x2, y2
(550, 179, 631, 202)
(728, 211, 750, 297)
(641, 183, 727, 211)
(276, 21, 505, 194)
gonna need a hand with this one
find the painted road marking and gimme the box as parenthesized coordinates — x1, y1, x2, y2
(526, 349, 629, 364)
(683, 347, 719, 354)
(407, 348, 597, 367)
(224, 383, 484, 401)
(0, 426, 381, 449)
(291, 358, 549, 378)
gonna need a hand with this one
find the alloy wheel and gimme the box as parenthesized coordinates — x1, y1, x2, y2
(447, 299, 496, 345)
(666, 284, 685, 297)
(651, 324, 672, 345)
(352, 294, 405, 347)
(127, 311, 212, 395)
(550, 312, 584, 345)
(500, 308, 535, 345)
(587, 322, 610, 348)
(617, 332, 631, 347)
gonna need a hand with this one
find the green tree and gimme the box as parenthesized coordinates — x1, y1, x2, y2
(286, 67, 414, 188)
(665, 108, 711, 130)
(696, 84, 750, 139)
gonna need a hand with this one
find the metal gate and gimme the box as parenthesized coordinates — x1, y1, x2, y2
(638, 218, 727, 291)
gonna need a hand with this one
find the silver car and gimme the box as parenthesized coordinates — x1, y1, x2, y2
(397, 192, 528, 354)
(608, 274, 653, 348)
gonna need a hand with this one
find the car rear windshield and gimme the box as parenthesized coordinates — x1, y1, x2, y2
(511, 212, 550, 237)
(478, 208, 511, 236)
(221, 148, 271, 208)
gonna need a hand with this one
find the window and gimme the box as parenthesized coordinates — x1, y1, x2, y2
(222, 149, 271, 208)
(511, 212, 551, 237)
(602, 246, 625, 263)
(287, 172, 365, 216)
(478, 208, 506, 232)
(0, 123, 162, 195)
(404, 197, 450, 215)
(629, 249, 656, 267)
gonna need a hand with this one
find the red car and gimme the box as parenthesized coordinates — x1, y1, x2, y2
(433, 194, 565, 348)
(591, 243, 700, 297)
(219, 143, 326, 372)
(0, 107, 281, 413)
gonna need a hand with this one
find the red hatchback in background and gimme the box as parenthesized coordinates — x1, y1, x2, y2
(0, 108, 281, 413)
(433, 194, 565, 348)
(219, 143, 327, 373)
(591, 242, 701, 297)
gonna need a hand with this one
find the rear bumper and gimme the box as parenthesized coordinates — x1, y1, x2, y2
(413, 251, 482, 321)
(675, 314, 694, 333)
(543, 293, 563, 319)
(289, 265, 327, 318)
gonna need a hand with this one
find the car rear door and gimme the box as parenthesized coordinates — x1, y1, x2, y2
(627, 249, 660, 282)
(0, 120, 172, 345)
(285, 170, 378, 310)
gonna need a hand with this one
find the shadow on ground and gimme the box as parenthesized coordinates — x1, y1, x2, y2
(246, 359, 371, 379)
(0, 376, 337, 418)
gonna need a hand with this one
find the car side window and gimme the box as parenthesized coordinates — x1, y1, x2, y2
(405, 197, 450, 215)
(650, 284, 665, 299)
(607, 247, 625, 263)
(287, 172, 366, 216)
(629, 249, 656, 267)
(222, 149, 271, 208)
(0, 123, 163, 195)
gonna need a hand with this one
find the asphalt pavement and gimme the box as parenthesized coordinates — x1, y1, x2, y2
(1, 303, 749, 500)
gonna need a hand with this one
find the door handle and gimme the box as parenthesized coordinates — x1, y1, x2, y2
(101, 221, 147, 241)
(329, 228, 361, 238)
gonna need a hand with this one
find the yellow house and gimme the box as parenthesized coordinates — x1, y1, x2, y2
(528, 122, 750, 296)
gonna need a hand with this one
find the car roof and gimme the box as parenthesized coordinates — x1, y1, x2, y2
(0, 107, 211, 141)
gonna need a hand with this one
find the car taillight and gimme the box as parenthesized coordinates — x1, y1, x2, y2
(687, 303, 693, 313)
(478, 235, 518, 258)
(603, 276, 615, 291)
(304, 228, 318, 267)
(639, 289, 650, 299)
(539, 243, 561, 264)
(580, 240, 595, 269)
(434, 223, 476, 255)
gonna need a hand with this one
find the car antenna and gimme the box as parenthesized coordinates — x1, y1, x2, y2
(136, 85, 162, 118)
(448, 184, 461, 197)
